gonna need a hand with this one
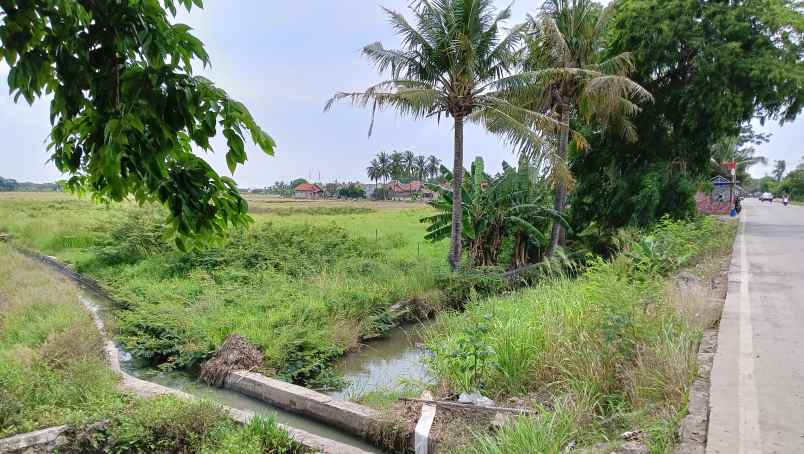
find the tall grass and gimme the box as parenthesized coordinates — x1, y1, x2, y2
(0, 243, 123, 437)
(0, 243, 307, 453)
(426, 216, 736, 453)
(0, 193, 447, 385)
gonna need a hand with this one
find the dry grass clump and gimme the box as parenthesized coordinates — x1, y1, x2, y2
(41, 325, 105, 370)
(200, 334, 264, 386)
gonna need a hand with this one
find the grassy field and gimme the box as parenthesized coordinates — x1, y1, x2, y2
(0, 243, 307, 453)
(0, 192, 446, 386)
(422, 217, 737, 453)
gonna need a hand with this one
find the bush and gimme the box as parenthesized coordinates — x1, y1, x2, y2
(336, 183, 366, 199)
(95, 208, 170, 265)
(436, 266, 510, 307)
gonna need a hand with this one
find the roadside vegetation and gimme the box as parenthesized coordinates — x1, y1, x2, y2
(422, 217, 736, 453)
(0, 0, 800, 451)
(0, 243, 307, 453)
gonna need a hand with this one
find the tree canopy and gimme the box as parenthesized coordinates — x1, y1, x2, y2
(571, 0, 804, 230)
(0, 0, 275, 249)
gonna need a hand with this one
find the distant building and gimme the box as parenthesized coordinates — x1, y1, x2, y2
(362, 183, 378, 199)
(294, 182, 323, 199)
(387, 180, 424, 200)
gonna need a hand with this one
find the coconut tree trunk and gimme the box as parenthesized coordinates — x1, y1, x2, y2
(448, 114, 465, 271)
(546, 106, 570, 258)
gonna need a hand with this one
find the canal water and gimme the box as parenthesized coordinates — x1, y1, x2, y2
(79, 289, 381, 453)
(328, 321, 435, 401)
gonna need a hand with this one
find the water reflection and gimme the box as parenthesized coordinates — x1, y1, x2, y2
(329, 321, 435, 401)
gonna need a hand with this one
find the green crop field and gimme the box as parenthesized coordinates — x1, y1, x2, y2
(0, 192, 447, 387)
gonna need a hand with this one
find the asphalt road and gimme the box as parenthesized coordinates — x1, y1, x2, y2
(708, 199, 804, 454)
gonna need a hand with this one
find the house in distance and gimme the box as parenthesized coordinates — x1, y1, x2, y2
(294, 182, 323, 199)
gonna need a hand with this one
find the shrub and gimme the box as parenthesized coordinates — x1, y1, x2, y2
(436, 266, 510, 307)
(336, 183, 366, 199)
(95, 208, 171, 265)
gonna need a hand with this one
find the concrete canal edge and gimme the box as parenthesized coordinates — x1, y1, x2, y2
(4, 247, 379, 454)
(674, 218, 739, 454)
(225, 371, 380, 439)
(0, 426, 70, 453)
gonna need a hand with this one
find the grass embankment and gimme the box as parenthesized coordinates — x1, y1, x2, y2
(0, 193, 446, 386)
(424, 217, 736, 453)
(0, 243, 306, 452)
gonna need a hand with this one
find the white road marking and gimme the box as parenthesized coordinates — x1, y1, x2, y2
(738, 214, 762, 453)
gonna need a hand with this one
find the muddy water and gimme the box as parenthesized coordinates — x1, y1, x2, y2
(79, 290, 381, 454)
(329, 321, 435, 401)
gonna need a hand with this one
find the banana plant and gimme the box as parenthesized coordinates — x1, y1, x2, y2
(422, 157, 568, 268)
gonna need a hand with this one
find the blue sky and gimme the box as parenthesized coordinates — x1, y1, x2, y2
(1, 1, 801, 186)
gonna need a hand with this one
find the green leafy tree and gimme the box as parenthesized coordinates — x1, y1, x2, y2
(0, 0, 275, 249)
(571, 0, 804, 233)
(375, 152, 391, 182)
(326, 0, 562, 271)
(389, 151, 404, 180)
(780, 169, 804, 199)
(336, 183, 367, 199)
(513, 0, 651, 256)
(0, 177, 19, 192)
(757, 176, 778, 194)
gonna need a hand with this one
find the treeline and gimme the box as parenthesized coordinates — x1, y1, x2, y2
(329, 0, 804, 271)
(0, 177, 61, 192)
(366, 151, 442, 184)
(753, 159, 804, 200)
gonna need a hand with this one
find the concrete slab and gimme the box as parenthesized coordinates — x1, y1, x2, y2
(225, 371, 379, 439)
(0, 426, 68, 453)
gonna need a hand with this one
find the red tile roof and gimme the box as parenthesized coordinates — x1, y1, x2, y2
(388, 180, 424, 193)
(294, 183, 322, 193)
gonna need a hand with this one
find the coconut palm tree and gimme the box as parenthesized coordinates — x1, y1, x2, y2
(402, 150, 416, 178)
(413, 155, 427, 181)
(376, 151, 391, 183)
(326, 0, 566, 270)
(709, 135, 767, 184)
(507, 0, 652, 257)
(367, 159, 384, 185)
(389, 151, 404, 180)
(426, 155, 441, 180)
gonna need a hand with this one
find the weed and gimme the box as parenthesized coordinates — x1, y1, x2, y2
(428, 216, 736, 452)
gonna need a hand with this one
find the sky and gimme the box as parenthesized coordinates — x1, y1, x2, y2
(1, 0, 801, 186)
